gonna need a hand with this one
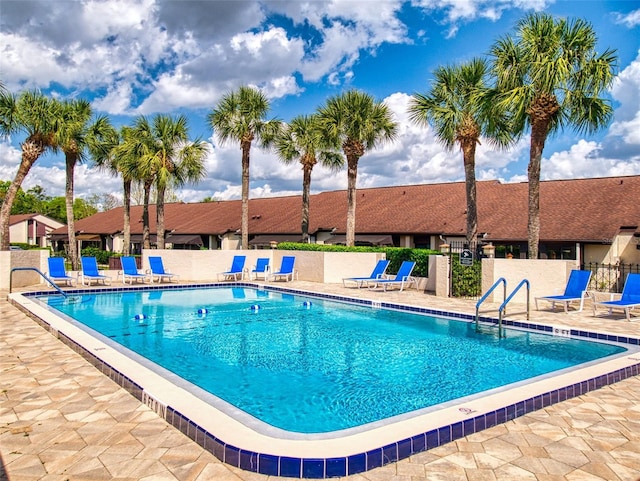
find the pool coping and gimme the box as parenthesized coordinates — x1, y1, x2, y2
(10, 282, 640, 479)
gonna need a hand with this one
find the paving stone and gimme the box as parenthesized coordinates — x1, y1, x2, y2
(2, 287, 640, 481)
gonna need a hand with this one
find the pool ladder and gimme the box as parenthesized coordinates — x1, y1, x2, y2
(475, 278, 530, 338)
(9, 267, 67, 297)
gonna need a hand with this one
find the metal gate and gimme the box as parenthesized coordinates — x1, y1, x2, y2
(447, 240, 482, 299)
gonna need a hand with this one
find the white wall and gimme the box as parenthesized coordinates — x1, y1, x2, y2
(141, 249, 386, 283)
(481, 258, 577, 304)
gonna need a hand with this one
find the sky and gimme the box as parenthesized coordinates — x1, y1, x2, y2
(1, 0, 639, 207)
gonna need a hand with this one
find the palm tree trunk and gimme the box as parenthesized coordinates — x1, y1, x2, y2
(528, 119, 549, 259)
(156, 184, 166, 250)
(0, 139, 44, 250)
(122, 179, 131, 256)
(301, 165, 312, 242)
(346, 155, 358, 247)
(241, 140, 251, 250)
(462, 141, 478, 245)
(142, 180, 152, 250)
(65, 156, 79, 270)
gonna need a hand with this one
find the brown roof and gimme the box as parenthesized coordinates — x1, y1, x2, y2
(52, 176, 640, 243)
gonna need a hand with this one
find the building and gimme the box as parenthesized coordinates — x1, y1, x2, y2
(49, 176, 640, 264)
(9, 214, 65, 248)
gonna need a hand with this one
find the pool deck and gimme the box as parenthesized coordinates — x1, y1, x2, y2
(1, 281, 640, 481)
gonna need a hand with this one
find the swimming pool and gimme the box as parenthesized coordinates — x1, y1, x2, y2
(12, 284, 640, 478)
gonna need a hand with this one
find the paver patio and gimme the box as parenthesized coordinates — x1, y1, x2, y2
(1, 282, 639, 480)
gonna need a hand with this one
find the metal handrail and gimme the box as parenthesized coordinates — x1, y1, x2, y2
(10, 267, 68, 297)
(497, 279, 530, 338)
(475, 277, 507, 332)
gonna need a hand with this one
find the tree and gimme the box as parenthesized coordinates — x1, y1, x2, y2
(208, 86, 282, 249)
(317, 90, 397, 246)
(0, 90, 60, 250)
(0, 182, 50, 215)
(89, 125, 137, 254)
(139, 114, 207, 249)
(489, 13, 617, 258)
(275, 114, 343, 241)
(408, 58, 512, 244)
(57, 99, 115, 269)
(117, 117, 156, 250)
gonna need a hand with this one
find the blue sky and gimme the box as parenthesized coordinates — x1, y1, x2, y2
(1, 0, 639, 205)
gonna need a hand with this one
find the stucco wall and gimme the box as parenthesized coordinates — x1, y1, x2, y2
(141, 249, 386, 283)
(0, 250, 50, 289)
(481, 258, 577, 304)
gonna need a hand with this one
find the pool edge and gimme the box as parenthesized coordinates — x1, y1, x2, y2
(9, 285, 640, 479)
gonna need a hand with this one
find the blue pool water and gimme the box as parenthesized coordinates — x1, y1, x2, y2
(39, 286, 626, 434)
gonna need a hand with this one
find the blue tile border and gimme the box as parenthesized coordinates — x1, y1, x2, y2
(12, 284, 640, 479)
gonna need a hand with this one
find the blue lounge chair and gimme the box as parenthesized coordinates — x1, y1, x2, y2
(148, 256, 179, 283)
(218, 255, 246, 281)
(119, 256, 149, 284)
(250, 258, 270, 280)
(367, 261, 417, 291)
(592, 273, 640, 321)
(343, 259, 390, 288)
(80, 256, 111, 286)
(535, 269, 592, 313)
(47, 257, 76, 287)
(269, 256, 296, 282)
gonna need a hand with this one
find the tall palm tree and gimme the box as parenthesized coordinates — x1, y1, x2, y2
(86, 120, 124, 250)
(57, 100, 115, 269)
(208, 86, 282, 249)
(489, 13, 617, 258)
(317, 90, 397, 247)
(275, 114, 344, 242)
(0, 90, 60, 250)
(141, 114, 207, 249)
(117, 117, 155, 250)
(408, 58, 513, 244)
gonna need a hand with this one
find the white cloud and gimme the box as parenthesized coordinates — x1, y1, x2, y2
(615, 9, 640, 28)
(543, 139, 640, 180)
(412, 0, 553, 36)
(609, 51, 640, 145)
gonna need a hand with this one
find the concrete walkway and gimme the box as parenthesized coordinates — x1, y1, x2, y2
(1, 282, 639, 480)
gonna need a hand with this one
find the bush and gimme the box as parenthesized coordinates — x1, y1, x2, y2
(9, 243, 48, 251)
(80, 247, 111, 265)
(276, 242, 440, 277)
(450, 253, 482, 297)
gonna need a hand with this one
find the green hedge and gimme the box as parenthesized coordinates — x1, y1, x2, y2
(9, 243, 49, 251)
(80, 247, 112, 265)
(450, 253, 482, 297)
(276, 242, 440, 277)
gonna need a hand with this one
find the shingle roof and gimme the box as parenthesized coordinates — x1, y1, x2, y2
(52, 175, 640, 243)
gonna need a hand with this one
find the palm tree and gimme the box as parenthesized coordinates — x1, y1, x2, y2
(0, 90, 60, 250)
(117, 117, 155, 250)
(275, 114, 344, 242)
(86, 120, 125, 251)
(408, 58, 513, 244)
(57, 99, 115, 269)
(317, 90, 397, 247)
(489, 13, 617, 258)
(208, 86, 282, 249)
(142, 114, 207, 249)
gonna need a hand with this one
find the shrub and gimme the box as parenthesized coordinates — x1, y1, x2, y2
(80, 247, 111, 265)
(276, 242, 440, 277)
(450, 253, 482, 297)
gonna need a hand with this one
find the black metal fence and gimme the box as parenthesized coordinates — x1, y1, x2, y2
(447, 240, 483, 299)
(580, 262, 640, 293)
